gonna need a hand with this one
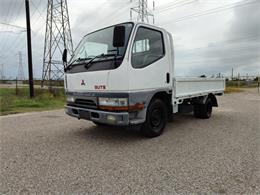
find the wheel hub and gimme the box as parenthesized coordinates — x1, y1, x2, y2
(151, 108, 162, 127)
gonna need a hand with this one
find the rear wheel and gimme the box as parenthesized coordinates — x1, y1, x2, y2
(194, 98, 213, 119)
(142, 99, 167, 138)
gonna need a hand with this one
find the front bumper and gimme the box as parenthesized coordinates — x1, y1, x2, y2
(65, 105, 130, 125)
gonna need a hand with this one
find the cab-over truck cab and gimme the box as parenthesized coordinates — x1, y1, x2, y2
(63, 22, 225, 137)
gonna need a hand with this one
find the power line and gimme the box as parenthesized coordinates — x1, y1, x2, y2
(31, 0, 46, 21)
(176, 0, 259, 23)
(7, 0, 20, 24)
(155, 0, 197, 13)
(0, 0, 22, 53)
(0, 20, 26, 54)
(156, 0, 186, 10)
(0, 22, 26, 52)
(2, 31, 26, 57)
(160, 0, 259, 25)
(0, 30, 25, 34)
(12, 0, 24, 23)
(0, 21, 26, 29)
(30, 1, 47, 34)
(86, 3, 130, 32)
(1, 0, 47, 57)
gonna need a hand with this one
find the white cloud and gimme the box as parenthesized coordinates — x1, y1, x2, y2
(0, 0, 259, 79)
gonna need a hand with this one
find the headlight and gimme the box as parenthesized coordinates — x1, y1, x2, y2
(67, 96, 75, 103)
(98, 97, 128, 107)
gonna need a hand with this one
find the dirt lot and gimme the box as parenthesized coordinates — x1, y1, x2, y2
(0, 89, 259, 194)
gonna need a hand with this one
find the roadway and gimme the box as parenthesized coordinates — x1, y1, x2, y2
(0, 89, 259, 194)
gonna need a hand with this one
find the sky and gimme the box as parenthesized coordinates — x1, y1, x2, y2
(0, 0, 259, 79)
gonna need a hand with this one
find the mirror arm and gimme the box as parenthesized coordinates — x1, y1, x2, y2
(62, 48, 68, 69)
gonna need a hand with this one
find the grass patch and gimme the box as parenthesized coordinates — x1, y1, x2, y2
(226, 80, 258, 88)
(225, 87, 243, 94)
(0, 87, 65, 115)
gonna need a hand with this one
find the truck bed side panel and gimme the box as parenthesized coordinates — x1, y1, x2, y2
(174, 78, 225, 99)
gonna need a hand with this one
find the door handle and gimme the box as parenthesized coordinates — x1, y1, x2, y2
(166, 73, 170, 83)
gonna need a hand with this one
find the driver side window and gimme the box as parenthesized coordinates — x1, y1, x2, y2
(131, 27, 164, 69)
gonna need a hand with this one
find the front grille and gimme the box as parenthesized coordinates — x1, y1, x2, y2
(73, 98, 97, 109)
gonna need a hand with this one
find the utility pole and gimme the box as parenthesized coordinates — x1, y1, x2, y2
(237, 73, 240, 88)
(17, 51, 25, 81)
(130, 0, 155, 24)
(42, 0, 73, 88)
(231, 67, 233, 80)
(257, 75, 260, 93)
(25, 0, 34, 98)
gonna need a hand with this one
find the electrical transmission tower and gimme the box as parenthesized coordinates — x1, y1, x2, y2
(0, 64, 5, 80)
(17, 51, 25, 80)
(42, 0, 73, 86)
(130, 0, 155, 24)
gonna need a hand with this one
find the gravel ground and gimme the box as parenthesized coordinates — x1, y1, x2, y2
(0, 89, 259, 194)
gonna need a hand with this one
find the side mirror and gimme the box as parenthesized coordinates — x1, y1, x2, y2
(113, 25, 125, 47)
(62, 49, 67, 63)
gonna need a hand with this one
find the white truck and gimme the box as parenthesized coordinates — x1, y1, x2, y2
(62, 21, 225, 137)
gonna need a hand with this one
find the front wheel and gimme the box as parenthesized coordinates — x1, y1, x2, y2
(142, 99, 167, 138)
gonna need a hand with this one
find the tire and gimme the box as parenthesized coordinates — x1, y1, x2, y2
(194, 98, 213, 119)
(142, 99, 168, 138)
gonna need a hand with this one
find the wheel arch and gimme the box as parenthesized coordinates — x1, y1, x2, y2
(208, 93, 218, 107)
(192, 93, 218, 107)
(149, 91, 172, 117)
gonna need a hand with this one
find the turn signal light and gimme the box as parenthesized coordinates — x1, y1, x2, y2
(99, 103, 144, 111)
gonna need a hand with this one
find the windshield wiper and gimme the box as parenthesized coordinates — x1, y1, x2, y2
(65, 53, 122, 72)
(84, 53, 105, 69)
(64, 57, 92, 72)
(84, 53, 118, 69)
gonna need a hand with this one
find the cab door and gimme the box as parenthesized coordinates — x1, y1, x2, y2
(128, 25, 171, 91)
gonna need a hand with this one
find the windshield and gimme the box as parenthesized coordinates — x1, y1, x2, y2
(69, 23, 133, 66)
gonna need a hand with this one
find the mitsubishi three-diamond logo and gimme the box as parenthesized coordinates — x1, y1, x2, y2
(81, 80, 85, 86)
